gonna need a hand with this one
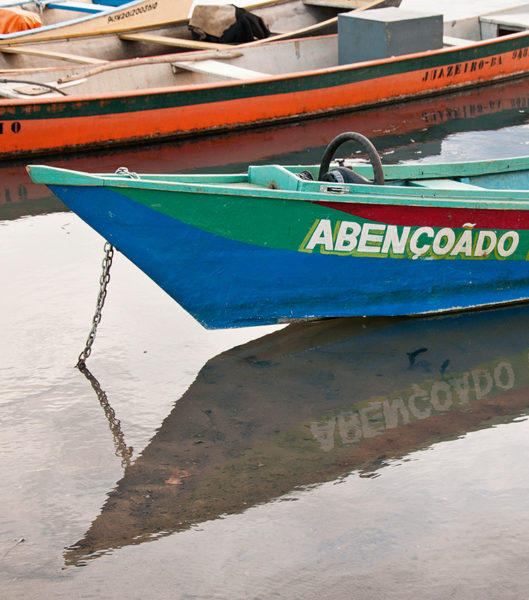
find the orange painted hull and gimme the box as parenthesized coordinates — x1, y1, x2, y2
(3, 32, 529, 159)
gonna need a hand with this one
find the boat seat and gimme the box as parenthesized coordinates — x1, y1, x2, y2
(443, 36, 474, 47)
(43, 1, 106, 13)
(172, 59, 268, 80)
(119, 32, 226, 50)
(407, 178, 484, 190)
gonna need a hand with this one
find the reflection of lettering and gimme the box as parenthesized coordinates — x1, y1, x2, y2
(421, 55, 503, 82)
(311, 360, 516, 451)
(302, 218, 520, 261)
(2, 185, 29, 204)
(510, 96, 529, 109)
(422, 100, 503, 124)
(18, 185, 28, 202)
(310, 419, 336, 452)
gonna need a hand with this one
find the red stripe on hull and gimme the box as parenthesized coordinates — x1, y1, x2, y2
(320, 202, 529, 230)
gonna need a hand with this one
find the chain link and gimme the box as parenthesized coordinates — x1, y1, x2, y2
(75, 241, 133, 468)
(76, 241, 114, 368)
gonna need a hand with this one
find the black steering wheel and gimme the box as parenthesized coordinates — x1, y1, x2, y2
(318, 132, 384, 185)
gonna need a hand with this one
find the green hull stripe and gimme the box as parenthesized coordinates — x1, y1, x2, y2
(114, 186, 336, 249)
(114, 186, 529, 262)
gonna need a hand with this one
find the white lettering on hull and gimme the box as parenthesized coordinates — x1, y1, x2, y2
(302, 219, 520, 260)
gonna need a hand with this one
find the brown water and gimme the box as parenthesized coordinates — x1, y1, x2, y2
(3, 84, 529, 599)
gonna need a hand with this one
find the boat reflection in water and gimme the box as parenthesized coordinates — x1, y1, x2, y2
(66, 304, 529, 565)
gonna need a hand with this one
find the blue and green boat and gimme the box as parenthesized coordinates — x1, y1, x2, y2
(27, 133, 529, 329)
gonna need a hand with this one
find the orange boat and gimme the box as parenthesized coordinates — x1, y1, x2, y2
(2, 4, 529, 159)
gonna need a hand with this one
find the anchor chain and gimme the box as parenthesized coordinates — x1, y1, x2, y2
(77, 361, 133, 468)
(75, 241, 133, 468)
(76, 241, 114, 368)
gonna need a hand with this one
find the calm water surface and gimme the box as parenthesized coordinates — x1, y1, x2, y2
(3, 82, 529, 599)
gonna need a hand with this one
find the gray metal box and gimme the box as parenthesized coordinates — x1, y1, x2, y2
(338, 8, 443, 65)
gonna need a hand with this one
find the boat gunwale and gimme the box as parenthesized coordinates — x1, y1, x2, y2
(27, 155, 529, 212)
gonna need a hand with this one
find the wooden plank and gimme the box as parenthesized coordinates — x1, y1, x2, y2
(0, 45, 107, 64)
(119, 32, 226, 51)
(240, 16, 337, 46)
(55, 50, 243, 84)
(241, 0, 393, 46)
(172, 59, 268, 80)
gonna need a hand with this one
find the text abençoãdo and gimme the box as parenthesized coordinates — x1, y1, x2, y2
(302, 219, 520, 260)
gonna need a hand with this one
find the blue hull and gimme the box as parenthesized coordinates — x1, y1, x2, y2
(50, 185, 529, 329)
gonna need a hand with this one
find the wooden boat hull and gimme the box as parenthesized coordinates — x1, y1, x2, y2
(0, 0, 194, 44)
(28, 155, 529, 328)
(5, 28, 529, 159)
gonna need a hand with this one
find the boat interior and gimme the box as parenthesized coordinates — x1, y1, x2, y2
(0, 0, 347, 69)
(0, 0, 134, 29)
(2, 1, 529, 98)
(0, 34, 339, 98)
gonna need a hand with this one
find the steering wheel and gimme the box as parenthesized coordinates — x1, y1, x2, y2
(317, 132, 384, 185)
